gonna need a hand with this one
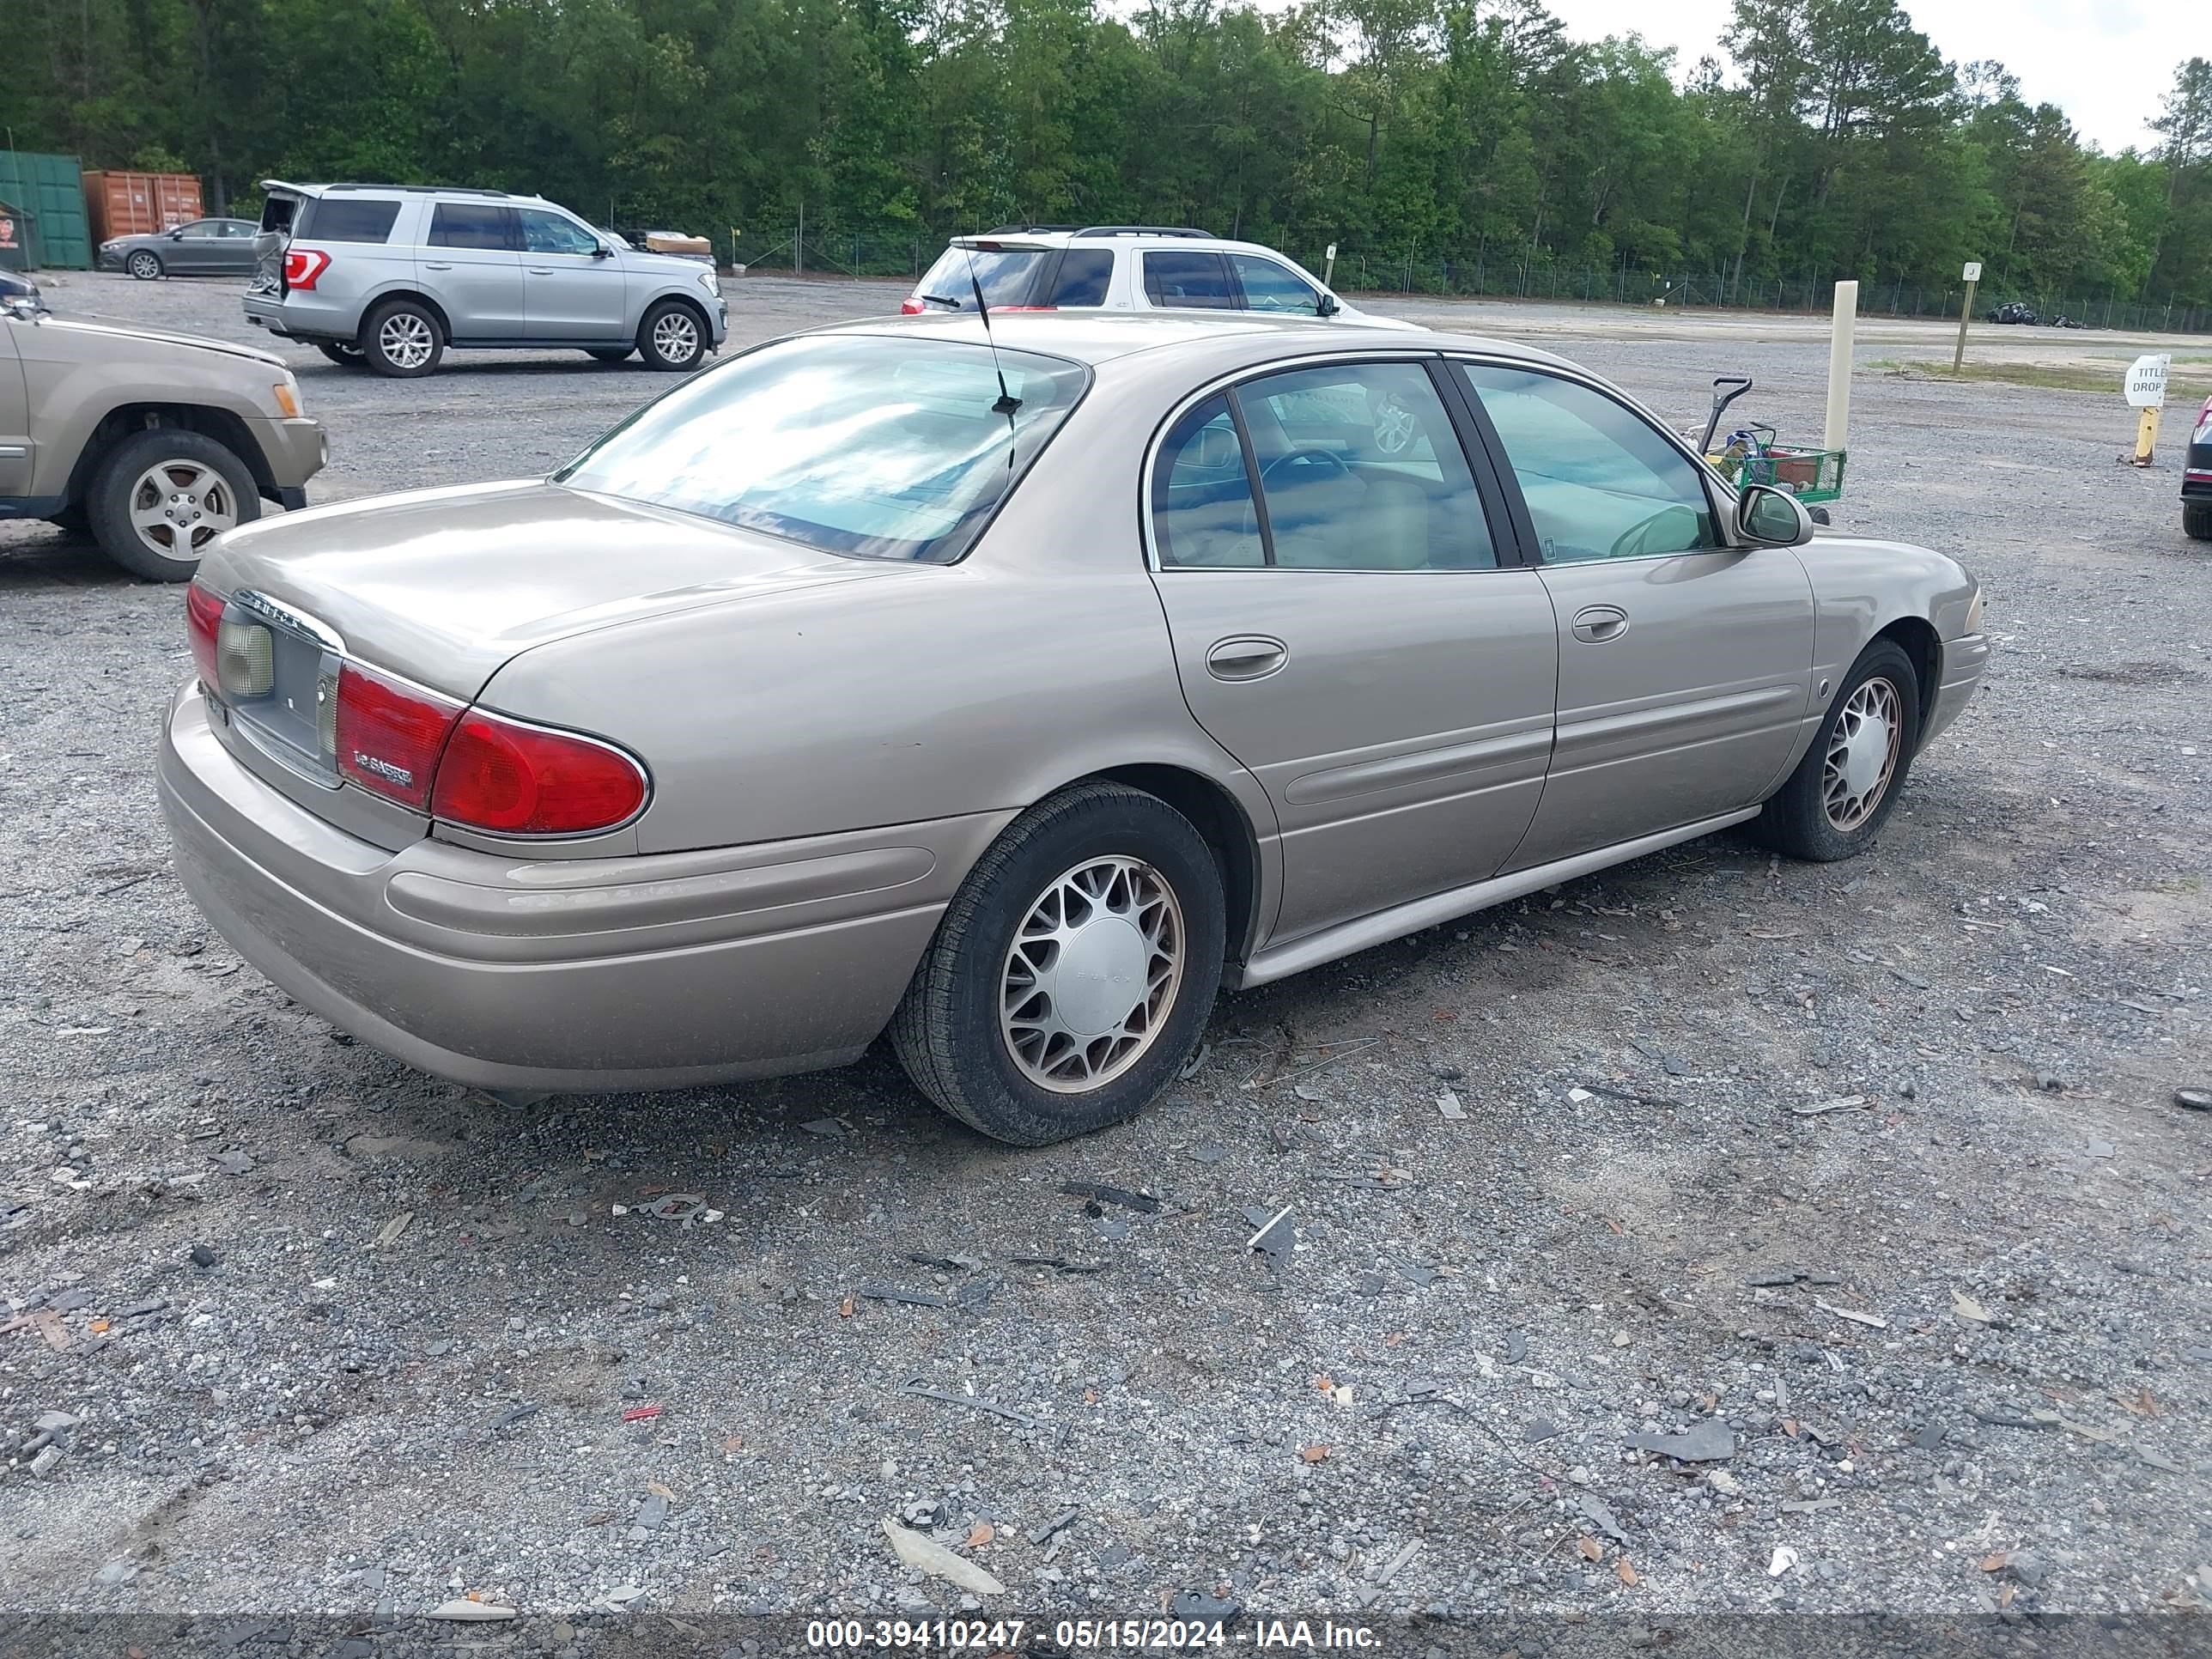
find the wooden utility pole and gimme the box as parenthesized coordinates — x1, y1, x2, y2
(1954, 261, 1981, 374)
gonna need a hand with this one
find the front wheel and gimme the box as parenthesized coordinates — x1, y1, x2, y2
(636, 300, 706, 371)
(1754, 638, 1921, 861)
(127, 251, 164, 281)
(2185, 503, 2212, 542)
(86, 428, 261, 581)
(891, 782, 1225, 1146)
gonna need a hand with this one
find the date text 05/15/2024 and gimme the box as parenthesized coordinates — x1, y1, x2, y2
(804, 1619, 1383, 1650)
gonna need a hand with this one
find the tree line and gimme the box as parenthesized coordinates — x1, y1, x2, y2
(5, 0, 2208, 307)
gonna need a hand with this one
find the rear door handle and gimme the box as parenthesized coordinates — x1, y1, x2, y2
(1206, 635, 1288, 682)
(422, 261, 453, 271)
(1571, 605, 1630, 643)
(527, 266, 554, 275)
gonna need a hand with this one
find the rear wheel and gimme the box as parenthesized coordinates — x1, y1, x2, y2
(636, 300, 705, 371)
(87, 428, 260, 582)
(891, 782, 1225, 1146)
(316, 341, 368, 368)
(1753, 638, 1920, 861)
(2185, 503, 2212, 542)
(362, 299, 444, 378)
(127, 251, 164, 281)
(586, 345, 634, 363)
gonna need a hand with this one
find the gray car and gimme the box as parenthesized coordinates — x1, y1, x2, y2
(160, 314, 1987, 1145)
(98, 217, 261, 281)
(242, 181, 729, 377)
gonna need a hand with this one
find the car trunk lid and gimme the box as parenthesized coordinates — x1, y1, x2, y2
(250, 182, 303, 295)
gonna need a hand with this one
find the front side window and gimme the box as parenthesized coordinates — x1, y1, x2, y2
(517, 209, 601, 256)
(1048, 249, 1115, 307)
(1228, 253, 1322, 314)
(1144, 251, 1235, 309)
(1240, 362, 1495, 570)
(178, 220, 217, 238)
(1153, 396, 1263, 568)
(1459, 363, 1719, 562)
(557, 336, 1088, 563)
(428, 203, 514, 251)
(300, 197, 401, 245)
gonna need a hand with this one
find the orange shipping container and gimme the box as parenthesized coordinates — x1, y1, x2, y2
(83, 171, 205, 243)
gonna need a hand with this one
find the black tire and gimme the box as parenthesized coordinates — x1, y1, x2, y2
(86, 428, 261, 582)
(891, 781, 1226, 1146)
(586, 345, 635, 363)
(2185, 503, 2212, 542)
(635, 299, 707, 371)
(126, 250, 164, 281)
(316, 341, 368, 368)
(362, 298, 445, 378)
(1753, 638, 1921, 862)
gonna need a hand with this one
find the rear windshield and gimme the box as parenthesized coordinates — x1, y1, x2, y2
(916, 246, 1048, 310)
(297, 197, 401, 244)
(556, 335, 1090, 563)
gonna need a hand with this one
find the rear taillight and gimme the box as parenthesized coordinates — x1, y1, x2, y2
(900, 297, 926, 315)
(283, 247, 331, 290)
(185, 582, 224, 690)
(334, 662, 462, 812)
(432, 711, 647, 836)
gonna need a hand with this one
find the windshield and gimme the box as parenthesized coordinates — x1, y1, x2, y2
(556, 335, 1089, 563)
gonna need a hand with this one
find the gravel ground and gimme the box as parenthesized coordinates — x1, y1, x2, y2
(2, 272, 2209, 1648)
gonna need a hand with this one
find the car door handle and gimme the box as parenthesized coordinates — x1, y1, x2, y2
(422, 261, 453, 271)
(1570, 605, 1630, 643)
(527, 266, 554, 275)
(1206, 635, 1288, 682)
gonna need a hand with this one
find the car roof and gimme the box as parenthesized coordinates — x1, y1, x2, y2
(814, 311, 1569, 374)
(948, 227, 1317, 262)
(261, 179, 556, 208)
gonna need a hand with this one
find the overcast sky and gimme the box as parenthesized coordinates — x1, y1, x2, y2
(1547, 0, 2187, 155)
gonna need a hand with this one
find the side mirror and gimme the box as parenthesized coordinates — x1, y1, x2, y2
(592, 242, 615, 258)
(1738, 483, 1814, 548)
(1316, 293, 1340, 318)
(168, 228, 186, 240)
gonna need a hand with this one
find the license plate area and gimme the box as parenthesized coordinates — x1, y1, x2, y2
(221, 590, 343, 785)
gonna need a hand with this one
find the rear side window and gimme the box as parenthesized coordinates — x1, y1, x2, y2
(1153, 396, 1263, 568)
(299, 198, 402, 244)
(429, 204, 514, 251)
(1144, 251, 1234, 309)
(1047, 250, 1114, 307)
(917, 246, 1046, 309)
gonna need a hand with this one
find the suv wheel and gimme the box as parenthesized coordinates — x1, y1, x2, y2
(126, 251, 164, 281)
(316, 341, 368, 368)
(637, 300, 705, 372)
(88, 429, 261, 582)
(586, 345, 634, 364)
(363, 300, 445, 378)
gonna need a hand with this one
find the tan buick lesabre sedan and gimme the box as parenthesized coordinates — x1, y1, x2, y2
(160, 314, 1987, 1145)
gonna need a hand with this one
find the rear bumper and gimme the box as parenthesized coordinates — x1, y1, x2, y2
(1922, 633, 1988, 748)
(243, 290, 358, 343)
(159, 681, 992, 1092)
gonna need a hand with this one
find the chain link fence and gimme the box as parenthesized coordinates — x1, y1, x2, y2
(721, 225, 2212, 335)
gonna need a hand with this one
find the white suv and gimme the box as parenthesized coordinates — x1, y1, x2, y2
(902, 227, 1398, 327)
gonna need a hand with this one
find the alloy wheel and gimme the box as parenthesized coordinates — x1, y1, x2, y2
(128, 252, 160, 279)
(999, 856, 1184, 1093)
(128, 460, 238, 557)
(1822, 675, 1902, 831)
(651, 310, 700, 364)
(378, 312, 436, 371)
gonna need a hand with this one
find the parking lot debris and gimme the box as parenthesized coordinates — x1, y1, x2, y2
(1770, 1547, 1799, 1577)
(1372, 1539, 1421, 1585)
(1169, 1592, 1242, 1623)
(488, 1401, 538, 1435)
(899, 1498, 948, 1529)
(1815, 1299, 1888, 1330)
(1746, 1267, 1805, 1286)
(426, 1599, 516, 1620)
(1243, 1205, 1295, 1261)
(1437, 1091, 1467, 1121)
(1950, 1289, 1998, 1324)
(1189, 1142, 1226, 1164)
(30, 1445, 64, 1476)
(1792, 1096, 1869, 1117)
(800, 1118, 846, 1138)
(1006, 1255, 1103, 1274)
(900, 1382, 1043, 1429)
(1522, 1418, 1561, 1443)
(631, 1492, 670, 1537)
(210, 1149, 256, 1175)
(2138, 1447, 2182, 1474)
(1036, 1508, 1079, 1543)
(1781, 1498, 1843, 1515)
(2174, 1089, 2211, 1112)
(34, 1409, 82, 1432)
(620, 1405, 663, 1424)
(372, 1212, 412, 1250)
(1707, 1471, 1743, 1496)
(908, 1252, 987, 1273)
(1504, 1332, 1528, 1363)
(1179, 1043, 1212, 1080)
(881, 1516, 1006, 1595)
(1058, 1181, 1161, 1214)
(1914, 1423, 1949, 1451)
(644, 1194, 708, 1221)
(860, 1282, 949, 1309)
(90, 1558, 139, 1588)
(189, 1244, 220, 1269)
(1628, 1421, 1735, 1462)
(1579, 1494, 1629, 1543)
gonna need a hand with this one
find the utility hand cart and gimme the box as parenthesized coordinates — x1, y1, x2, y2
(1694, 376, 1846, 515)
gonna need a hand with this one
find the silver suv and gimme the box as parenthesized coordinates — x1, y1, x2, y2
(244, 182, 729, 378)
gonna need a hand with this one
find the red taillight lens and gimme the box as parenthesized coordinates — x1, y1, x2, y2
(283, 247, 331, 290)
(186, 582, 224, 690)
(334, 662, 462, 811)
(900, 296, 925, 315)
(431, 710, 647, 836)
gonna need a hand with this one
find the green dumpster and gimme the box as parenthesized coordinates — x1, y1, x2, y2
(0, 150, 92, 270)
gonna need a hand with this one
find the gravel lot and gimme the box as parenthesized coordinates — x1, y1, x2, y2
(3, 271, 2209, 1648)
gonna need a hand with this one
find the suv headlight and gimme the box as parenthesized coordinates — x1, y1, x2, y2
(697, 267, 721, 296)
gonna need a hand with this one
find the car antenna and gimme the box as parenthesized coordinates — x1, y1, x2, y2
(960, 246, 1023, 424)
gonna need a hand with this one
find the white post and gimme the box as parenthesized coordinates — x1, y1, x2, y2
(1825, 279, 1858, 453)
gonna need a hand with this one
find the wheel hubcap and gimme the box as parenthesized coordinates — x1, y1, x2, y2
(1000, 856, 1184, 1093)
(131, 254, 157, 276)
(652, 313, 698, 362)
(1822, 676, 1901, 831)
(379, 313, 434, 369)
(128, 460, 236, 557)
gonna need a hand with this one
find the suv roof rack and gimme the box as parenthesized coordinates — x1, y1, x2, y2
(1073, 225, 1209, 239)
(979, 223, 1081, 235)
(320, 182, 516, 198)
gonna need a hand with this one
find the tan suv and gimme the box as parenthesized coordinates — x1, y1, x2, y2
(0, 285, 326, 580)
